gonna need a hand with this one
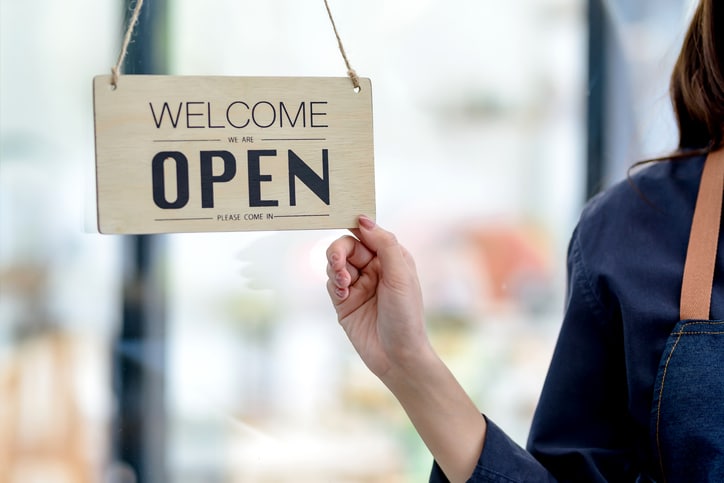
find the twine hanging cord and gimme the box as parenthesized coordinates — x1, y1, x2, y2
(109, 0, 361, 91)
(111, 0, 145, 88)
(323, 0, 361, 91)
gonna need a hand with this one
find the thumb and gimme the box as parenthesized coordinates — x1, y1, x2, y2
(356, 215, 399, 254)
(356, 215, 412, 285)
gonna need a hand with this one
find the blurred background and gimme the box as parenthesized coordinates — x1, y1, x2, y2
(0, 0, 696, 481)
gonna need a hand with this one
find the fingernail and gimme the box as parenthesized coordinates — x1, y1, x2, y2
(335, 287, 347, 299)
(358, 215, 376, 230)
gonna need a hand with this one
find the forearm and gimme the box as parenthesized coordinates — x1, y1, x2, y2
(326, 219, 487, 481)
(381, 348, 487, 483)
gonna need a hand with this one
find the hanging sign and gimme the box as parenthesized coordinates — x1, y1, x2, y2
(93, 75, 375, 234)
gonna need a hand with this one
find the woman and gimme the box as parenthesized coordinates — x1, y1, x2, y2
(325, 0, 724, 481)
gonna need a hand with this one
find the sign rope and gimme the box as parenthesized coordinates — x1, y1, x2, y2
(111, 0, 145, 88)
(323, 0, 360, 90)
(109, 0, 361, 90)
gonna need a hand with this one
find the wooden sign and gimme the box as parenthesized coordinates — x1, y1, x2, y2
(93, 75, 375, 234)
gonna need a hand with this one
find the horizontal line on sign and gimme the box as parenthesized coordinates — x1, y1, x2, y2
(152, 139, 222, 143)
(274, 214, 330, 218)
(260, 138, 327, 142)
(155, 217, 214, 221)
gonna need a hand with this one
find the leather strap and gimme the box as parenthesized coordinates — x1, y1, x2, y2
(680, 149, 724, 320)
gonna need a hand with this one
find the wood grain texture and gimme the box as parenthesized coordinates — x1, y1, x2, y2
(94, 75, 375, 234)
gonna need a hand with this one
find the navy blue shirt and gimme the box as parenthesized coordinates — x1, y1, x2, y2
(431, 154, 724, 482)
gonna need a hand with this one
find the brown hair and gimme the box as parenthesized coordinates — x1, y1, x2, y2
(670, 0, 724, 152)
(628, 0, 723, 204)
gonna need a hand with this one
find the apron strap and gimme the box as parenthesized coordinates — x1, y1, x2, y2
(680, 149, 724, 320)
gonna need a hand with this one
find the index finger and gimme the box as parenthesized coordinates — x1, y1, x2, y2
(326, 234, 374, 272)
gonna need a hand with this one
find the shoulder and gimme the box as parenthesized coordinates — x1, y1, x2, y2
(568, 155, 705, 315)
(576, 155, 705, 248)
(582, 155, 704, 226)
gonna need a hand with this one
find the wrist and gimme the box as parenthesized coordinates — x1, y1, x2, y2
(380, 343, 445, 395)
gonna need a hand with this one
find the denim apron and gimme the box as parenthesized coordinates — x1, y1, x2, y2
(651, 150, 724, 482)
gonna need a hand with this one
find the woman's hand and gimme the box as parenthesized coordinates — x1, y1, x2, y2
(326, 215, 487, 483)
(325, 215, 432, 380)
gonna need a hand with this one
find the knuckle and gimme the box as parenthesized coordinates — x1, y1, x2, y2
(377, 230, 398, 248)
